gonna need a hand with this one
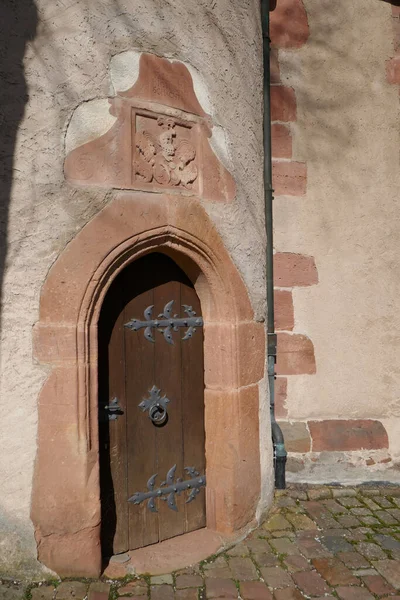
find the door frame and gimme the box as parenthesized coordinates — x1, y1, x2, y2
(31, 192, 266, 577)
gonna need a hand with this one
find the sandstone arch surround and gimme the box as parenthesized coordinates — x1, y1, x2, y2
(31, 192, 265, 578)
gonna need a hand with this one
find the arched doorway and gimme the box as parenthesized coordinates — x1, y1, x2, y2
(31, 193, 265, 577)
(98, 253, 206, 557)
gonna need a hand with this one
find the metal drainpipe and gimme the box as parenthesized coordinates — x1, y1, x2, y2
(261, 0, 287, 489)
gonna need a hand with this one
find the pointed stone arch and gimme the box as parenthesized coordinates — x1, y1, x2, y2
(31, 192, 265, 577)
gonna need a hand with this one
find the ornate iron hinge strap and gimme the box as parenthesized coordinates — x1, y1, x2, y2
(139, 385, 170, 426)
(128, 464, 206, 512)
(124, 300, 203, 345)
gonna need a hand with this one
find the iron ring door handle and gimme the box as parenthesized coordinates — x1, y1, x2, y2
(139, 386, 170, 427)
(149, 403, 168, 426)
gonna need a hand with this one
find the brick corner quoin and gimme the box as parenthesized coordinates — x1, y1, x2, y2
(274, 252, 318, 288)
(276, 332, 316, 376)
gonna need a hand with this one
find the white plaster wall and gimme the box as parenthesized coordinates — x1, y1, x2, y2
(274, 1, 400, 459)
(0, 0, 273, 577)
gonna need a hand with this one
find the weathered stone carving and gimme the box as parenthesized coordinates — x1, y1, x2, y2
(64, 53, 236, 202)
(134, 116, 198, 190)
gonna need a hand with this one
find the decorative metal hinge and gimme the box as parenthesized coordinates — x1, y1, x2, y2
(139, 385, 170, 426)
(104, 397, 124, 420)
(124, 300, 203, 345)
(128, 464, 206, 512)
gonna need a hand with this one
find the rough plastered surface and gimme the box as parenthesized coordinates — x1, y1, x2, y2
(273, 0, 400, 475)
(0, 0, 271, 578)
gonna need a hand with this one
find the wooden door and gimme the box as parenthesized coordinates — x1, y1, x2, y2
(98, 253, 206, 556)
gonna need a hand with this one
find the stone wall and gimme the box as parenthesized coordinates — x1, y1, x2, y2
(271, 0, 400, 482)
(0, 0, 273, 578)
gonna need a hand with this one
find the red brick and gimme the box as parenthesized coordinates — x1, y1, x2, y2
(362, 575, 396, 597)
(272, 124, 292, 159)
(275, 377, 288, 418)
(272, 161, 307, 196)
(392, 5, 400, 17)
(241, 581, 273, 600)
(270, 0, 309, 49)
(270, 48, 281, 84)
(271, 86, 297, 121)
(274, 253, 318, 288)
(275, 289, 294, 331)
(276, 333, 316, 376)
(386, 56, 400, 84)
(308, 420, 389, 452)
(292, 571, 330, 597)
(312, 557, 358, 586)
(278, 421, 311, 452)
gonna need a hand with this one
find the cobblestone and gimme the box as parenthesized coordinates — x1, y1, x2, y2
(12, 485, 400, 600)
(31, 586, 56, 600)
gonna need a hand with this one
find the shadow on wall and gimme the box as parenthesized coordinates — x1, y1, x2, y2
(0, 506, 44, 578)
(0, 0, 38, 340)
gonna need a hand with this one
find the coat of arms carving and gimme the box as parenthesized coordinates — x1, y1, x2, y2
(134, 116, 198, 190)
(64, 53, 235, 202)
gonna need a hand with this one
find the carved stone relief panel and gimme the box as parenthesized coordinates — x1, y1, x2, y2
(133, 111, 200, 194)
(64, 53, 235, 202)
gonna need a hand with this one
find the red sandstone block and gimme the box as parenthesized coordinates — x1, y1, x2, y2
(275, 289, 294, 331)
(277, 421, 311, 452)
(274, 252, 318, 287)
(272, 124, 292, 159)
(308, 420, 389, 452)
(386, 56, 400, 84)
(270, 48, 281, 84)
(392, 6, 400, 17)
(272, 161, 307, 196)
(271, 86, 297, 122)
(270, 0, 310, 49)
(275, 377, 288, 418)
(275, 332, 316, 375)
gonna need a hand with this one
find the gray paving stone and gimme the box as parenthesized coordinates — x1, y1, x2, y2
(374, 533, 400, 551)
(373, 559, 400, 588)
(269, 537, 301, 556)
(0, 583, 26, 600)
(320, 535, 353, 553)
(56, 582, 87, 600)
(375, 510, 398, 525)
(337, 497, 363, 508)
(229, 557, 258, 581)
(31, 587, 56, 600)
(356, 542, 388, 561)
(150, 574, 173, 585)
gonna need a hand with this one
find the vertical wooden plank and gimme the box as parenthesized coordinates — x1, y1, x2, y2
(125, 281, 159, 550)
(180, 282, 206, 532)
(155, 279, 186, 541)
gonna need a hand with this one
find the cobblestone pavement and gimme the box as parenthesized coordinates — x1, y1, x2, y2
(2, 485, 400, 600)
